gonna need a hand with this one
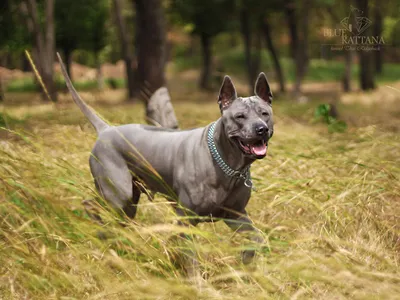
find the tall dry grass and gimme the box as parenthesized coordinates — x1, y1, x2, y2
(0, 93, 399, 299)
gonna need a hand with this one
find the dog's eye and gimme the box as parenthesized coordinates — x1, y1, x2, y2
(235, 114, 246, 120)
(261, 112, 269, 117)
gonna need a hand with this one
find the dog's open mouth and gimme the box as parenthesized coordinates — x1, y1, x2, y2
(238, 139, 268, 158)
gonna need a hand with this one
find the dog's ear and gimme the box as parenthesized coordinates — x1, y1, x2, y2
(218, 75, 237, 111)
(254, 72, 272, 105)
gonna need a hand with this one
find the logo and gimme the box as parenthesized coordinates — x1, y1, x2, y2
(323, 6, 385, 52)
(340, 6, 372, 35)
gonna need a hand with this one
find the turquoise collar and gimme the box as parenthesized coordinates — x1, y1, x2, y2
(207, 121, 254, 190)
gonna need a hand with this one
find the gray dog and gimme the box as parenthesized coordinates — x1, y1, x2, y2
(57, 53, 273, 265)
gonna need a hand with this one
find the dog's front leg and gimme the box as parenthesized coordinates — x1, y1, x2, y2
(224, 212, 264, 264)
(173, 207, 202, 280)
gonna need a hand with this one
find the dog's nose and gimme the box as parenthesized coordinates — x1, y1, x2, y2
(255, 125, 268, 136)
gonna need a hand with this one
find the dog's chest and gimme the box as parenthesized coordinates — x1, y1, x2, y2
(187, 177, 251, 217)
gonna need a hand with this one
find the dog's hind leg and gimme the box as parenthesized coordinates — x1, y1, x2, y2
(123, 181, 142, 219)
(89, 153, 136, 219)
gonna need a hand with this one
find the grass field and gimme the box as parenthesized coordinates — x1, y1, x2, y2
(174, 47, 400, 84)
(1, 84, 400, 299)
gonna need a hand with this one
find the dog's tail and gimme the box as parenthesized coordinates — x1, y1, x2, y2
(57, 53, 108, 134)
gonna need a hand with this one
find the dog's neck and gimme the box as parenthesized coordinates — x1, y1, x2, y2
(213, 119, 255, 172)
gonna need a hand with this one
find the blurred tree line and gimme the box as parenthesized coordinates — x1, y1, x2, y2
(0, 0, 399, 103)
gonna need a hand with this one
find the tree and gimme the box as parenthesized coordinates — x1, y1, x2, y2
(326, 0, 353, 92)
(55, 0, 108, 87)
(343, 51, 353, 92)
(240, 6, 262, 94)
(113, 0, 136, 99)
(373, 4, 383, 74)
(132, 0, 167, 96)
(0, 0, 15, 54)
(22, 0, 57, 101)
(83, 0, 109, 90)
(0, 0, 26, 100)
(260, 16, 286, 93)
(285, 2, 298, 61)
(293, 1, 310, 98)
(0, 0, 9, 100)
(55, 0, 79, 80)
(283, 1, 311, 98)
(235, 0, 287, 94)
(170, 0, 235, 90)
(132, 0, 178, 128)
(356, 0, 375, 90)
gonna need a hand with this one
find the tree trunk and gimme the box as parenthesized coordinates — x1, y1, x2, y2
(229, 33, 238, 48)
(113, 0, 136, 100)
(26, 0, 44, 71)
(293, 1, 309, 98)
(24, 0, 57, 101)
(199, 33, 212, 90)
(285, 2, 298, 60)
(95, 52, 104, 90)
(0, 54, 6, 68)
(23, 0, 44, 94)
(133, 0, 178, 128)
(359, 52, 375, 91)
(22, 53, 30, 72)
(64, 48, 73, 81)
(20, 2, 41, 92)
(0, 74, 4, 102)
(374, 7, 383, 74)
(342, 50, 352, 92)
(342, 7, 357, 93)
(240, 8, 259, 94)
(357, 0, 375, 90)
(260, 17, 286, 93)
(186, 35, 196, 57)
(43, 0, 57, 101)
(133, 0, 167, 99)
(253, 30, 262, 83)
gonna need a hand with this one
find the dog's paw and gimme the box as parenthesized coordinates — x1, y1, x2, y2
(241, 249, 256, 265)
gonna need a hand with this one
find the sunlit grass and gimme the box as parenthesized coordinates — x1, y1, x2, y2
(5, 77, 125, 93)
(7, 48, 400, 94)
(1, 92, 399, 299)
(174, 45, 400, 83)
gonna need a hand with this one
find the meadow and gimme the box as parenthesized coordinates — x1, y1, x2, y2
(1, 73, 400, 299)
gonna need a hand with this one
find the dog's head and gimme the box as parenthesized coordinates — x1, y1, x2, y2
(218, 73, 273, 159)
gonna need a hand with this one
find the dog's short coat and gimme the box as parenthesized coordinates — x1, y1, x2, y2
(57, 53, 274, 265)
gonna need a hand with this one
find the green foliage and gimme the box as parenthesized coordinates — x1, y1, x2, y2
(82, 0, 109, 53)
(106, 78, 125, 89)
(314, 104, 347, 133)
(314, 103, 332, 123)
(55, 0, 109, 54)
(0, 0, 30, 52)
(389, 19, 400, 47)
(174, 39, 400, 84)
(0, 112, 23, 127)
(382, 17, 398, 44)
(5, 77, 123, 92)
(5, 77, 40, 93)
(0, 1, 19, 50)
(170, 0, 235, 37)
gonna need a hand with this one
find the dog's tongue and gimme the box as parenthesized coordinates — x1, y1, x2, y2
(250, 143, 267, 156)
